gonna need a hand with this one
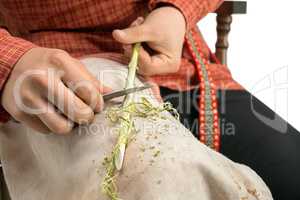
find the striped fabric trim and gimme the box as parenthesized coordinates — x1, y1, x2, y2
(185, 30, 221, 151)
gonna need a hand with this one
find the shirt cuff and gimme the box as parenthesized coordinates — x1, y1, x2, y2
(148, 0, 223, 29)
(0, 30, 37, 123)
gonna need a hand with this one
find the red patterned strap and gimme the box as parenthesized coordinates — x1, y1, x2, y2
(185, 30, 221, 151)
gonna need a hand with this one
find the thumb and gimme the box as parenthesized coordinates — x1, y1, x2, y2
(113, 25, 152, 44)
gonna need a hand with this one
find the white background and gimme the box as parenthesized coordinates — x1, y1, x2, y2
(198, 0, 300, 131)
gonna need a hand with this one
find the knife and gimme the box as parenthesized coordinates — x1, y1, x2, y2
(103, 84, 152, 102)
(11, 85, 152, 124)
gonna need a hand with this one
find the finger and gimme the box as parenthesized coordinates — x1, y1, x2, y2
(47, 78, 95, 125)
(50, 51, 112, 94)
(9, 89, 68, 134)
(65, 58, 111, 93)
(135, 46, 178, 76)
(23, 96, 74, 135)
(122, 37, 180, 76)
(14, 113, 51, 134)
(67, 59, 111, 111)
(112, 24, 153, 44)
(123, 45, 156, 75)
(67, 78, 104, 113)
(122, 17, 144, 57)
(119, 17, 180, 75)
(51, 54, 111, 112)
(36, 100, 74, 135)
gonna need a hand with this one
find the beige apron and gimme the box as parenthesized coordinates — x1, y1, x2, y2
(0, 58, 273, 200)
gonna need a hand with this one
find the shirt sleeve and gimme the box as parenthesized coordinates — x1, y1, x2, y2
(148, 0, 224, 29)
(0, 28, 37, 122)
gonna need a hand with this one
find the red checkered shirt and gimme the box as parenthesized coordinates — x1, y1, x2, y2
(0, 0, 241, 122)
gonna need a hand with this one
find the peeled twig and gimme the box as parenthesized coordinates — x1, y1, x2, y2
(101, 43, 179, 200)
(123, 43, 141, 106)
(114, 43, 141, 170)
(101, 43, 141, 200)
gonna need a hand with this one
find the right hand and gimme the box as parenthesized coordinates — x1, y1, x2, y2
(1, 47, 111, 134)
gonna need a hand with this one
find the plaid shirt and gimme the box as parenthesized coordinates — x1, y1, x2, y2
(0, 0, 241, 121)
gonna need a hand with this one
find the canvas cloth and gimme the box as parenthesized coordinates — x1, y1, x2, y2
(0, 58, 272, 200)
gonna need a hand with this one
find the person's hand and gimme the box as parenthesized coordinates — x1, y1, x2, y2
(1, 47, 111, 134)
(112, 6, 186, 76)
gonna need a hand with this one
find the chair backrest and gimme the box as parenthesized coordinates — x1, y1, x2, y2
(213, 1, 247, 65)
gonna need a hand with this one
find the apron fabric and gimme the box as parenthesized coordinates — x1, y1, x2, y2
(0, 58, 272, 200)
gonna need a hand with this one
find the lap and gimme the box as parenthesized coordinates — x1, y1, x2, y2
(0, 59, 272, 200)
(160, 87, 300, 200)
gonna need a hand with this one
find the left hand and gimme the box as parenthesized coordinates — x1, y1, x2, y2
(112, 6, 186, 76)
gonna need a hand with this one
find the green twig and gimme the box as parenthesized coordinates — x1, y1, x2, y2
(101, 43, 179, 200)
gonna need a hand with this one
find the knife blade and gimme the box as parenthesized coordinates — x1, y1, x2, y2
(103, 84, 152, 102)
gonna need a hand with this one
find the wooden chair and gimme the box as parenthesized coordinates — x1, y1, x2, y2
(214, 1, 247, 65)
(0, 1, 247, 199)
